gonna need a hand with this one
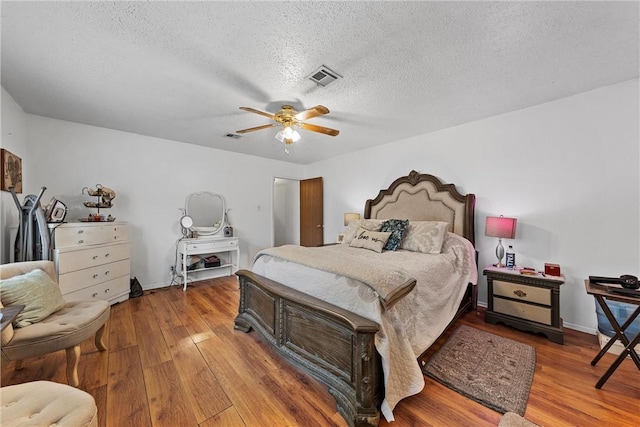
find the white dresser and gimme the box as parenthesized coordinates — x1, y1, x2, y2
(49, 222, 130, 305)
(178, 236, 239, 291)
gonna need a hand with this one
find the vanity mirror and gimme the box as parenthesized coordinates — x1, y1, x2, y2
(185, 191, 225, 237)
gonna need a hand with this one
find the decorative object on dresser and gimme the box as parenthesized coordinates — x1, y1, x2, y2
(81, 184, 116, 222)
(49, 221, 130, 305)
(484, 266, 565, 344)
(423, 325, 536, 416)
(485, 215, 517, 268)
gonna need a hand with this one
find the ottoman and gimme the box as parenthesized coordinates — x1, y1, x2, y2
(0, 381, 98, 427)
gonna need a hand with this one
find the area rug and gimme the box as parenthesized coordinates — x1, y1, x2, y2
(423, 325, 536, 416)
(499, 412, 539, 427)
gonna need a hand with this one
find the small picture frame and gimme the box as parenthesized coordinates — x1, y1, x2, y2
(336, 233, 345, 244)
(1, 149, 22, 193)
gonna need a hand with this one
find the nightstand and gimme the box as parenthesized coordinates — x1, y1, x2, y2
(484, 266, 565, 344)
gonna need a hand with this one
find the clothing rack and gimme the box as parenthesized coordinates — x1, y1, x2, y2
(10, 186, 50, 262)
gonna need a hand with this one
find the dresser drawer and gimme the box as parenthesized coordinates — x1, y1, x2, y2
(58, 259, 130, 295)
(183, 238, 238, 254)
(55, 243, 130, 274)
(493, 280, 551, 306)
(493, 297, 552, 325)
(63, 275, 129, 303)
(53, 224, 128, 248)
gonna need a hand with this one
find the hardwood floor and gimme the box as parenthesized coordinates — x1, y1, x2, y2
(2, 276, 639, 427)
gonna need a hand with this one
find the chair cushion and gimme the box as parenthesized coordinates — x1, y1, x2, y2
(0, 269, 66, 327)
(1, 300, 110, 361)
(1, 380, 98, 427)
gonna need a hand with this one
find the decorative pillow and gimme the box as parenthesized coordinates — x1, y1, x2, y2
(401, 221, 450, 254)
(381, 219, 409, 251)
(0, 269, 66, 328)
(0, 300, 14, 345)
(342, 219, 384, 244)
(349, 227, 391, 253)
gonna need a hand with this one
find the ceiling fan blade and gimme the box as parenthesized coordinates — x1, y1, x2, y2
(295, 105, 330, 121)
(236, 123, 277, 134)
(239, 107, 275, 119)
(299, 122, 340, 136)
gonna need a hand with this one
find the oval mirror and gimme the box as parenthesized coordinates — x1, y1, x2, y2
(185, 192, 225, 236)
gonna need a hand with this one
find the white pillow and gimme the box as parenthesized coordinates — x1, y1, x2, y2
(343, 219, 384, 244)
(349, 227, 391, 253)
(0, 269, 66, 328)
(400, 221, 450, 254)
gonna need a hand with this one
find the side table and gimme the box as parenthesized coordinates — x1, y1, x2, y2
(484, 266, 565, 343)
(584, 279, 640, 388)
(0, 305, 25, 331)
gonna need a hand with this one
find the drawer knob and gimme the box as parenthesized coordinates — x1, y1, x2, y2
(514, 289, 527, 298)
(105, 253, 110, 258)
(104, 270, 110, 275)
(78, 230, 84, 234)
(93, 255, 98, 260)
(104, 288, 110, 293)
(78, 240, 84, 244)
(92, 293, 98, 298)
(93, 274, 99, 279)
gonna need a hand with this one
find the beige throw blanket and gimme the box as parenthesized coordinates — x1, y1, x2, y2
(255, 245, 416, 309)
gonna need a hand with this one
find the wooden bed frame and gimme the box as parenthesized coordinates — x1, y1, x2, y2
(234, 170, 476, 427)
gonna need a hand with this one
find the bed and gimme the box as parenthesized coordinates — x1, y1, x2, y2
(234, 170, 477, 427)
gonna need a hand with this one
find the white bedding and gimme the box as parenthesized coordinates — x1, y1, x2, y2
(251, 232, 478, 421)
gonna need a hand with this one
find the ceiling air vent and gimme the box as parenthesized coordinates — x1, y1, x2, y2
(308, 65, 342, 87)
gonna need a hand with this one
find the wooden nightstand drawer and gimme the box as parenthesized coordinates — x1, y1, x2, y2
(494, 297, 552, 325)
(493, 280, 551, 306)
(484, 266, 565, 344)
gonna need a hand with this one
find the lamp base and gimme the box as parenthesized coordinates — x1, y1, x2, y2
(495, 238, 505, 268)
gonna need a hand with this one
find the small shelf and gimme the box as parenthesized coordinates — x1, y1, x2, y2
(177, 236, 240, 291)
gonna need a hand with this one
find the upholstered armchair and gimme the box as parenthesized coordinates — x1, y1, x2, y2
(0, 261, 110, 387)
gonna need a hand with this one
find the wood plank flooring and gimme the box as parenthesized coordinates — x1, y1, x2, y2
(2, 276, 639, 426)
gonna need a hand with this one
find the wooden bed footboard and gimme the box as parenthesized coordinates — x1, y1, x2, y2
(234, 269, 384, 427)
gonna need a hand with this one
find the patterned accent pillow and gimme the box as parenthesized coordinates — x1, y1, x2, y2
(381, 219, 409, 251)
(0, 269, 66, 327)
(401, 221, 449, 254)
(349, 228, 391, 253)
(342, 219, 384, 244)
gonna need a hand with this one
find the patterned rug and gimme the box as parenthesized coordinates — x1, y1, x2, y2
(423, 325, 536, 416)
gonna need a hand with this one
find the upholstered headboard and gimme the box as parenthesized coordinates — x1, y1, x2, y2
(364, 170, 476, 246)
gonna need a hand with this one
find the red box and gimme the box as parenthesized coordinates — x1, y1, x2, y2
(545, 263, 561, 276)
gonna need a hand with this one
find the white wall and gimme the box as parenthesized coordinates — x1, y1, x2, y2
(7, 112, 303, 287)
(273, 178, 299, 247)
(0, 88, 28, 263)
(307, 79, 639, 334)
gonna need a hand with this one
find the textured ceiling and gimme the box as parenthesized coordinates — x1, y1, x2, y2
(2, 1, 638, 164)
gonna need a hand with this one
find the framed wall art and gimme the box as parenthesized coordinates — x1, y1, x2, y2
(1, 149, 22, 193)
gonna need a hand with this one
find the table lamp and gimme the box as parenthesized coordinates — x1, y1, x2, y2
(485, 215, 517, 267)
(344, 212, 361, 226)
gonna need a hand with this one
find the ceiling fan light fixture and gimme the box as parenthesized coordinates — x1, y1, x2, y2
(275, 126, 300, 143)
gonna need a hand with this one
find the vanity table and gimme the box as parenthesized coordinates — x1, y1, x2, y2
(177, 191, 238, 291)
(178, 236, 239, 291)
